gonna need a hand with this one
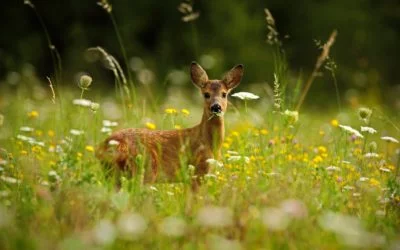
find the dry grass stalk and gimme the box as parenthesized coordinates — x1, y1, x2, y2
(295, 30, 337, 111)
(46, 77, 56, 104)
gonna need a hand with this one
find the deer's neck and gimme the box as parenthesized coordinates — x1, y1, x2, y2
(197, 111, 225, 157)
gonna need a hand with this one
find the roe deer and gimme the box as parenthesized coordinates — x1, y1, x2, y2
(96, 62, 243, 189)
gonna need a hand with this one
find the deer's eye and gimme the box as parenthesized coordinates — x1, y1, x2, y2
(204, 93, 210, 99)
(222, 92, 227, 98)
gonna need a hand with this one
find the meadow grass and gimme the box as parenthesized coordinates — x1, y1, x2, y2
(1, 2, 399, 250)
(0, 78, 399, 249)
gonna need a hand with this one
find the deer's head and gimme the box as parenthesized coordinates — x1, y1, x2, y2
(190, 62, 244, 119)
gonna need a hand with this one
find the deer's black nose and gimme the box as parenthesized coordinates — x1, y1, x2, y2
(210, 104, 222, 113)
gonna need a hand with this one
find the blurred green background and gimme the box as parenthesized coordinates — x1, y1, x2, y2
(1, 0, 399, 109)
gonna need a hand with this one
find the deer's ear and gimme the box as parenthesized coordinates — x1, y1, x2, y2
(190, 62, 208, 88)
(223, 64, 244, 90)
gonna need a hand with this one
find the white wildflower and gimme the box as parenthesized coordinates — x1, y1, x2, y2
(108, 139, 120, 146)
(1, 176, 21, 184)
(379, 167, 391, 173)
(103, 120, 119, 127)
(19, 126, 34, 132)
(339, 125, 363, 138)
(343, 185, 355, 191)
(283, 110, 299, 124)
(206, 158, 224, 168)
(101, 127, 112, 133)
(70, 129, 84, 136)
(381, 136, 399, 144)
(149, 186, 158, 192)
(231, 92, 260, 100)
(227, 155, 250, 163)
(360, 126, 377, 134)
(92, 219, 117, 246)
(227, 150, 239, 155)
(261, 207, 290, 231)
(280, 199, 308, 219)
(72, 98, 92, 107)
(117, 213, 147, 240)
(364, 153, 379, 158)
(325, 166, 341, 172)
(196, 206, 233, 228)
(159, 216, 186, 237)
(318, 211, 385, 248)
(359, 177, 369, 182)
(353, 193, 361, 197)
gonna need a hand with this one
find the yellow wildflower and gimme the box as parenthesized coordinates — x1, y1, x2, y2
(231, 131, 239, 137)
(313, 155, 323, 164)
(35, 130, 43, 137)
(174, 125, 182, 129)
(28, 110, 39, 119)
(260, 129, 268, 135)
(48, 130, 55, 137)
(165, 108, 177, 114)
(318, 146, 327, 154)
(330, 119, 339, 127)
(222, 143, 230, 149)
(85, 145, 95, 152)
(369, 178, 380, 187)
(20, 150, 28, 155)
(146, 122, 156, 130)
(181, 109, 190, 116)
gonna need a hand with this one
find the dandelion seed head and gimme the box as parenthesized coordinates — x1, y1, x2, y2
(78, 75, 92, 89)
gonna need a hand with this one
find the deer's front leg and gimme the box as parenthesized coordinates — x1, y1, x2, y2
(191, 150, 213, 191)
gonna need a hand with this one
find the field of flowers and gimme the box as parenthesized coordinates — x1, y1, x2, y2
(0, 1, 399, 249)
(0, 72, 399, 250)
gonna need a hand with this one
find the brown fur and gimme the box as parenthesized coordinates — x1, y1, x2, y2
(96, 62, 243, 189)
